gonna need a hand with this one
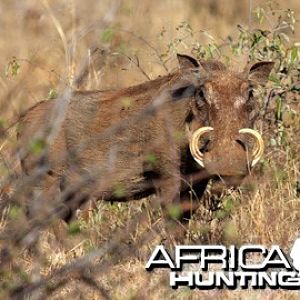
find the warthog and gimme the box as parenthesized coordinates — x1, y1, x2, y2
(18, 54, 273, 221)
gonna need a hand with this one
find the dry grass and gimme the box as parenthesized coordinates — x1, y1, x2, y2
(0, 0, 300, 299)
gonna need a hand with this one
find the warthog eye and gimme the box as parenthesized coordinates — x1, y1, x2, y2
(198, 89, 204, 98)
(196, 89, 207, 108)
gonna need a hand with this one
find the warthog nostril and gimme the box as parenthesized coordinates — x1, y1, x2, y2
(200, 139, 211, 153)
(235, 139, 247, 151)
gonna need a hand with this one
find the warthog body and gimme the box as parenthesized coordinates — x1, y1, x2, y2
(18, 55, 273, 220)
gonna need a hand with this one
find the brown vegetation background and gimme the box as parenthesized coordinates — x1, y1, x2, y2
(0, 0, 300, 299)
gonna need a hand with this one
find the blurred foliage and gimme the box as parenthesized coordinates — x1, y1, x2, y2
(5, 57, 21, 77)
(48, 88, 58, 99)
(0, 1, 300, 299)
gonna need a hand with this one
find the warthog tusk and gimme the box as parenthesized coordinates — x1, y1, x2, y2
(239, 128, 264, 167)
(189, 127, 214, 168)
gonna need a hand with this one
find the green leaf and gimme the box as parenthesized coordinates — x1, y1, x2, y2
(255, 7, 265, 24)
(68, 221, 81, 235)
(30, 138, 46, 155)
(101, 28, 114, 43)
(5, 57, 21, 77)
(8, 206, 22, 220)
(290, 46, 298, 64)
(168, 204, 182, 220)
(48, 89, 58, 100)
(275, 97, 283, 121)
(223, 197, 235, 212)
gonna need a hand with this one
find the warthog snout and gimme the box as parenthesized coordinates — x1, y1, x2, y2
(189, 126, 264, 180)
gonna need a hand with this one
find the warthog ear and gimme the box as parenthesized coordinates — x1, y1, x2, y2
(177, 54, 199, 69)
(248, 61, 274, 84)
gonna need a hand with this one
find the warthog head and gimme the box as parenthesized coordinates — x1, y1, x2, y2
(177, 55, 274, 185)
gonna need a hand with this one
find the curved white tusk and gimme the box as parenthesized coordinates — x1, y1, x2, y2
(239, 128, 264, 167)
(189, 127, 214, 168)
